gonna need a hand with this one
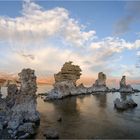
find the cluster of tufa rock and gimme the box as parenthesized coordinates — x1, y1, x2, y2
(0, 68, 40, 139)
(44, 62, 109, 101)
(43, 61, 140, 101)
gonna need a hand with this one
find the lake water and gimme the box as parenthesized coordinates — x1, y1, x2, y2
(1, 85, 140, 139)
(35, 85, 140, 139)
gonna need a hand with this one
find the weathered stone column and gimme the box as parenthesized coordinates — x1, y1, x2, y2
(119, 75, 133, 93)
(45, 61, 82, 100)
(7, 68, 40, 138)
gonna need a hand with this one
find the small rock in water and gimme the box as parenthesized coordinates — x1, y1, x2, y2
(44, 129, 59, 139)
(57, 116, 62, 122)
(114, 98, 137, 110)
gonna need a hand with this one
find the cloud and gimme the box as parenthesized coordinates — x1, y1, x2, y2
(0, 0, 140, 86)
(88, 37, 140, 77)
(90, 37, 138, 62)
(120, 64, 140, 78)
(136, 50, 140, 68)
(114, 1, 140, 35)
(0, 0, 95, 48)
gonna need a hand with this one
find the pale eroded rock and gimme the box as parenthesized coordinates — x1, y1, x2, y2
(44, 62, 82, 100)
(54, 61, 81, 85)
(119, 76, 133, 93)
(6, 68, 40, 138)
(114, 98, 137, 110)
(88, 72, 108, 93)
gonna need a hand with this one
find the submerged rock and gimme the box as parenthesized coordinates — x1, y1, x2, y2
(57, 116, 62, 122)
(119, 76, 133, 93)
(44, 129, 59, 139)
(114, 98, 137, 110)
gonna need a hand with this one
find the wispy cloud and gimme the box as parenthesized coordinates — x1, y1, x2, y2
(0, 0, 95, 47)
(0, 0, 140, 85)
(114, 1, 140, 35)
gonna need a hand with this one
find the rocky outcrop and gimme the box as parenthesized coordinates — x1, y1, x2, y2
(114, 98, 137, 110)
(44, 62, 83, 100)
(44, 81, 76, 100)
(44, 82, 89, 101)
(0, 68, 40, 139)
(73, 83, 88, 95)
(95, 72, 106, 87)
(43, 63, 140, 101)
(54, 61, 81, 85)
(88, 72, 108, 93)
(119, 76, 133, 93)
(44, 64, 111, 100)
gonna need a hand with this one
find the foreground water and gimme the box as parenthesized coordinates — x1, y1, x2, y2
(1, 85, 140, 139)
(35, 85, 140, 139)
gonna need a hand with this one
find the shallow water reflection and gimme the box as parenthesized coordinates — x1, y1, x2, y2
(36, 92, 140, 139)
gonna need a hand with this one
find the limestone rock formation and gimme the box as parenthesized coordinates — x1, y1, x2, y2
(44, 81, 77, 100)
(0, 68, 40, 139)
(95, 72, 106, 87)
(6, 84, 19, 108)
(45, 62, 83, 100)
(119, 76, 133, 93)
(114, 98, 137, 110)
(71, 83, 88, 95)
(54, 61, 81, 85)
(44, 65, 110, 100)
(88, 72, 108, 93)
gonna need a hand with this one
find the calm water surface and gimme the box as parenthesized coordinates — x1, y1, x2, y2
(1, 85, 140, 139)
(35, 85, 140, 139)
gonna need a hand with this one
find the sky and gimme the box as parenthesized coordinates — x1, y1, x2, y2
(0, 0, 140, 86)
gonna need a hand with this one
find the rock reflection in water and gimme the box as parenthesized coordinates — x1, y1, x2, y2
(120, 92, 132, 101)
(94, 93, 107, 108)
(36, 92, 140, 139)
